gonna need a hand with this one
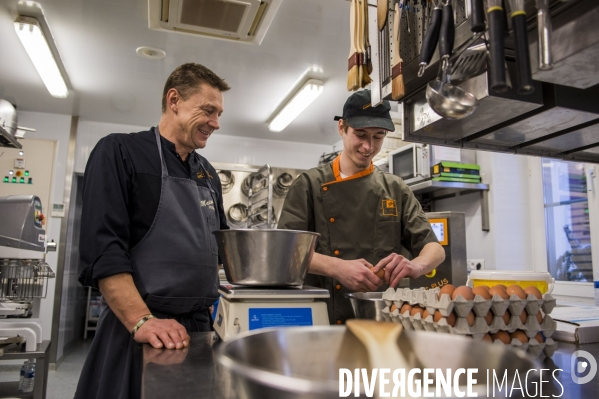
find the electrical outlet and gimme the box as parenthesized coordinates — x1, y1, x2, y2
(467, 259, 485, 271)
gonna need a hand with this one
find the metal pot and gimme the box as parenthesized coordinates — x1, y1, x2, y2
(217, 326, 539, 399)
(213, 229, 319, 286)
(226, 203, 248, 226)
(346, 292, 387, 321)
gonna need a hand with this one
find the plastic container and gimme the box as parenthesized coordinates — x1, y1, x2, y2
(21, 361, 35, 393)
(18, 360, 29, 391)
(595, 281, 599, 307)
(467, 271, 555, 294)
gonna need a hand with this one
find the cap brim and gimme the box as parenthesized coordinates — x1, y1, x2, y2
(345, 116, 395, 132)
(333, 116, 342, 121)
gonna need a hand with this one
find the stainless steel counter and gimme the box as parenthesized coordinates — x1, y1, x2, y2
(142, 332, 599, 399)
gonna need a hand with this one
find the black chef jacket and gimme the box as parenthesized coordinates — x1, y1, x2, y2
(78, 128, 229, 289)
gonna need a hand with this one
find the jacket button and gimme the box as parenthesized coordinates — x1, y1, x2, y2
(323, 186, 328, 192)
(334, 250, 340, 256)
(335, 284, 341, 290)
(329, 217, 335, 223)
(336, 320, 343, 325)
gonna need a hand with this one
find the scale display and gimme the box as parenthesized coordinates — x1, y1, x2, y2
(248, 308, 313, 330)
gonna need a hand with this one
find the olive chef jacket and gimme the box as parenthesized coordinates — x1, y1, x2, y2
(278, 156, 439, 325)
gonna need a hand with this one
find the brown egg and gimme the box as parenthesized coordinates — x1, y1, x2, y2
(369, 266, 385, 279)
(438, 284, 456, 299)
(511, 330, 529, 344)
(400, 303, 412, 315)
(466, 311, 476, 327)
(533, 333, 544, 343)
(524, 286, 543, 299)
(519, 310, 528, 324)
(472, 286, 492, 300)
(506, 285, 527, 299)
(489, 286, 509, 300)
(480, 285, 491, 292)
(433, 310, 444, 323)
(482, 333, 493, 343)
(451, 286, 475, 301)
(536, 311, 543, 324)
(390, 304, 397, 312)
(410, 306, 425, 317)
(502, 312, 511, 325)
(491, 331, 510, 344)
(446, 312, 457, 327)
(484, 311, 493, 326)
(494, 284, 508, 290)
(422, 309, 430, 319)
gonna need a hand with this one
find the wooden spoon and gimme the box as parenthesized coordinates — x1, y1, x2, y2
(346, 320, 409, 381)
(377, 0, 388, 31)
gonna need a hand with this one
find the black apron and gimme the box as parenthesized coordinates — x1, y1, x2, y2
(75, 127, 220, 399)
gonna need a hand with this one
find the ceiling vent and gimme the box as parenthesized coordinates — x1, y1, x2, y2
(148, 0, 281, 45)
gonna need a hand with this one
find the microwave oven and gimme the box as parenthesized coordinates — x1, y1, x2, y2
(388, 144, 461, 185)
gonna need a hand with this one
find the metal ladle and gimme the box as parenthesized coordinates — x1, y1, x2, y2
(426, 1, 479, 119)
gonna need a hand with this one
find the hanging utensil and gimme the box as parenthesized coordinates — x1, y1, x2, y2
(391, 0, 405, 99)
(377, 0, 388, 31)
(359, 0, 372, 87)
(470, 0, 485, 32)
(486, 0, 508, 92)
(347, 0, 360, 91)
(507, 0, 534, 94)
(418, 0, 443, 76)
(364, 0, 373, 75)
(449, 32, 487, 83)
(426, 0, 479, 119)
(536, 0, 553, 70)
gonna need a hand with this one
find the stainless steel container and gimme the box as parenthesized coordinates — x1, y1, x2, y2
(217, 326, 539, 399)
(346, 292, 387, 321)
(213, 229, 319, 286)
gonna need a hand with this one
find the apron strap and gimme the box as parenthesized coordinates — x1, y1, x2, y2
(154, 126, 169, 178)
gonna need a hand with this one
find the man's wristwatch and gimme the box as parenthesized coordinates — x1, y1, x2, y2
(132, 314, 155, 337)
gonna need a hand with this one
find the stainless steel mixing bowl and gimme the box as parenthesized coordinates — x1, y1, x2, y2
(346, 292, 387, 321)
(213, 229, 319, 286)
(217, 326, 539, 399)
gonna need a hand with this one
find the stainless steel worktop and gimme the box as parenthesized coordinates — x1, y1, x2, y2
(142, 332, 599, 399)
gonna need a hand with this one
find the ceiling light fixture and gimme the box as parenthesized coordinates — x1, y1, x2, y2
(14, 16, 69, 98)
(268, 79, 324, 132)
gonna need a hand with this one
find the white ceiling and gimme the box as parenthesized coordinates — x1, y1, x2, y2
(0, 0, 354, 145)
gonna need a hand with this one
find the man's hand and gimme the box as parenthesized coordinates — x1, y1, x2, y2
(333, 259, 383, 292)
(133, 317, 190, 349)
(372, 253, 424, 288)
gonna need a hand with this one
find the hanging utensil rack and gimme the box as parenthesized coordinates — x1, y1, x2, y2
(246, 164, 275, 229)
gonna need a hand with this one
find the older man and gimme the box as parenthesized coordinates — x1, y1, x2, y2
(75, 63, 229, 399)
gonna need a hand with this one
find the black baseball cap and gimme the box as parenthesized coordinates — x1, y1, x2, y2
(334, 89, 395, 132)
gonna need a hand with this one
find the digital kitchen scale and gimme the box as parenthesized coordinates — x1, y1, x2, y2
(213, 284, 330, 341)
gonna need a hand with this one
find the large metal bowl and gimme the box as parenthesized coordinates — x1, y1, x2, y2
(213, 229, 319, 286)
(346, 292, 387, 321)
(217, 326, 539, 399)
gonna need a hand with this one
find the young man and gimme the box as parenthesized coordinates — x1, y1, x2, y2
(75, 63, 229, 399)
(278, 89, 445, 325)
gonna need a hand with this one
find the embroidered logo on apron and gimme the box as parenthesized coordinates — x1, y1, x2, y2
(196, 171, 213, 179)
(201, 199, 215, 210)
(381, 199, 398, 216)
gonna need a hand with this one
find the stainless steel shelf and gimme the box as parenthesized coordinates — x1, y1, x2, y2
(408, 180, 490, 231)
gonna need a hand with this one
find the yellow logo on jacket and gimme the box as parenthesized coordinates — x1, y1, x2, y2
(196, 171, 213, 179)
(382, 199, 398, 216)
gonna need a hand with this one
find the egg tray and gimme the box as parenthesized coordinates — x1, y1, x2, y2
(381, 306, 557, 358)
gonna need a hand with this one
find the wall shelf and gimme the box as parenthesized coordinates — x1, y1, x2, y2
(408, 180, 490, 231)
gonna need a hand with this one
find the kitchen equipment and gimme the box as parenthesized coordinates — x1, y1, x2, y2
(470, 0, 485, 32)
(217, 326, 539, 399)
(345, 292, 387, 321)
(0, 99, 35, 149)
(0, 195, 56, 352)
(449, 38, 487, 83)
(536, 0, 552, 70)
(213, 284, 329, 342)
(391, 0, 405, 100)
(487, 0, 508, 92)
(273, 172, 294, 197)
(418, 0, 443, 76)
(467, 270, 555, 294)
(345, 320, 408, 380)
(226, 203, 248, 226)
(411, 212, 468, 289)
(213, 229, 319, 286)
(388, 143, 461, 185)
(377, 0, 388, 31)
(348, 0, 360, 91)
(217, 170, 235, 194)
(246, 165, 275, 228)
(507, 0, 534, 94)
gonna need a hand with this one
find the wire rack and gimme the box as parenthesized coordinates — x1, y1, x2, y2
(0, 259, 55, 301)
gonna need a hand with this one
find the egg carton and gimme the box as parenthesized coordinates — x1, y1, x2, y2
(434, 316, 489, 341)
(393, 287, 428, 306)
(491, 336, 558, 358)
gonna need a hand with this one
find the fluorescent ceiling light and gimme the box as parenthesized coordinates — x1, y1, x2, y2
(268, 79, 323, 132)
(14, 16, 69, 98)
